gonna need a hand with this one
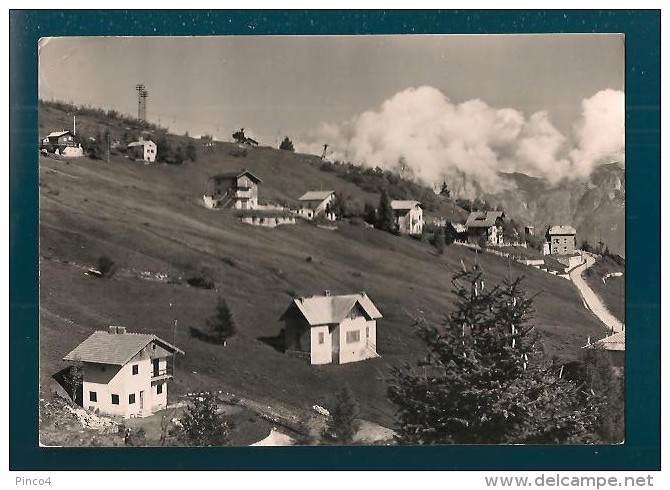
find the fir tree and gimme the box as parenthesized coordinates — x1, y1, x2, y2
(208, 297, 237, 341)
(279, 136, 295, 152)
(325, 385, 361, 444)
(178, 393, 229, 446)
(376, 190, 395, 233)
(387, 268, 603, 444)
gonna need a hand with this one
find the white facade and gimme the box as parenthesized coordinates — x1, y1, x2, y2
(82, 346, 171, 418)
(128, 140, 157, 163)
(297, 191, 336, 221)
(308, 316, 378, 365)
(395, 206, 423, 235)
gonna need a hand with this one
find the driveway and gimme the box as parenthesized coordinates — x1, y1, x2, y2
(569, 253, 625, 334)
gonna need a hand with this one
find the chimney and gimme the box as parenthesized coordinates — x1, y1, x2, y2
(324, 290, 331, 297)
(108, 326, 127, 334)
(108, 326, 118, 334)
(116, 326, 127, 334)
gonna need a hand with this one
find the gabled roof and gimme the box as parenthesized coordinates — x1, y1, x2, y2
(208, 169, 262, 183)
(465, 211, 505, 228)
(390, 200, 421, 211)
(547, 225, 576, 235)
(63, 330, 184, 366)
(298, 190, 335, 201)
(584, 331, 625, 351)
(46, 131, 73, 139)
(280, 293, 382, 326)
(127, 140, 156, 148)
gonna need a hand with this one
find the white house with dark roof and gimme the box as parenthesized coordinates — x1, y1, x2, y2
(203, 169, 262, 210)
(390, 200, 423, 235)
(280, 291, 383, 365)
(297, 190, 336, 220)
(63, 326, 184, 418)
(127, 139, 157, 163)
(465, 211, 505, 245)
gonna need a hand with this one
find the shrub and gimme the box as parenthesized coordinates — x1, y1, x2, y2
(97, 256, 117, 277)
(185, 267, 215, 289)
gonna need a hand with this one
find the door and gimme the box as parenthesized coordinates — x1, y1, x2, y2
(139, 390, 144, 410)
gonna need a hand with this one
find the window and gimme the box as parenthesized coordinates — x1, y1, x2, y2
(157, 383, 163, 395)
(111, 394, 119, 405)
(346, 330, 361, 343)
(129, 393, 136, 404)
(366, 327, 370, 338)
(132, 364, 139, 375)
(90, 391, 97, 402)
(318, 332, 325, 344)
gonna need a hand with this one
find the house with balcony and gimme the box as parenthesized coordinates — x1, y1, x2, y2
(62, 326, 184, 418)
(203, 169, 262, 210)
(279, 291, 383, 365)
(297, 190, 336, 220)
(465, 211, 505, 245)
(390, 200, 423, 235)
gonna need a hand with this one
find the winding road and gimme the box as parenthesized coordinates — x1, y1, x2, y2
(569, 253, 625, 334)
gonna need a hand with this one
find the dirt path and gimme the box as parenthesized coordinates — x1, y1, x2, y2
(569, 253, 625, 334)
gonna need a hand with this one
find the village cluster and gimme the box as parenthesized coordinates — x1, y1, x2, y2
(42, 123, 621, 424)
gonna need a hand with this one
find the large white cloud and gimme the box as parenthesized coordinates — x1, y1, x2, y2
(296, 86, 625, 196)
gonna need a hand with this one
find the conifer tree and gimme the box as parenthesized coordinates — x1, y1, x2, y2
(178, 393, 229, 446)
(387, 268, 602, 444)
(325, 385, 361, 444)
(376, 190, 395, 233)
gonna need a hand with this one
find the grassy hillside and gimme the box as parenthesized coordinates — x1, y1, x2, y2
(39, 105, 607, 431)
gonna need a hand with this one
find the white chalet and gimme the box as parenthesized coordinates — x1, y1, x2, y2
(297, 190, 336, 220)
(63, 326, 184, 418)
(280, 292, 382, 365)
(390, 200, 423, 235)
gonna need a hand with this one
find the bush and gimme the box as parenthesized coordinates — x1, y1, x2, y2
(97, 256, 117, 277)
(185, 267, 215, 289)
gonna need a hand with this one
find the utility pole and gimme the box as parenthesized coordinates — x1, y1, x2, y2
(106, 131, 110, 164)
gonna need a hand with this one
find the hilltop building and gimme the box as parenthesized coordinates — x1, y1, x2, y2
(390, 200, 423, 235)
(297, 190, 336, 220)
(465, 211, 505, 245)
(62, 326, 184, 418)
(280, 291, 383, 365)
(203, 169, 262, 210)
(545, 225, 577, 255)
(127, 138, 157, 163)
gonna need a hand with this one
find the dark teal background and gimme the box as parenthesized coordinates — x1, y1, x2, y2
(10, 10, 660, 470)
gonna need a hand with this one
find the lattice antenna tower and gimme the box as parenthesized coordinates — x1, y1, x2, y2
(135, 84, 149, 120)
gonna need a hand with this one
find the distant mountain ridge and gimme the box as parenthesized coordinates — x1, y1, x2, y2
(483, 163, 625, 256)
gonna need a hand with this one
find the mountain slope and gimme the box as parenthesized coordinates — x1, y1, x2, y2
(38, 106, 607, 429)
(482, 164, 625, 256)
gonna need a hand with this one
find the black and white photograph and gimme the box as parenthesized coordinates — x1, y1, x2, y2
(37, 34, 625, 447)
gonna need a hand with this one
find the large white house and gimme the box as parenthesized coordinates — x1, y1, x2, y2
(280, 292, 383, 365)
(203, 169, 262, 210)
(127, 139, 157, 163)
(297, 190, 336, 220)
(63, 326, 184, 418)
(390, 200, 423, 235)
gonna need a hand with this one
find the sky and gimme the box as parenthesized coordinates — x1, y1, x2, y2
(39, 35, 624, 193)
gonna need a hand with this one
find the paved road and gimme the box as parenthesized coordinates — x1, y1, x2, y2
(569, 253, 625, 334)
